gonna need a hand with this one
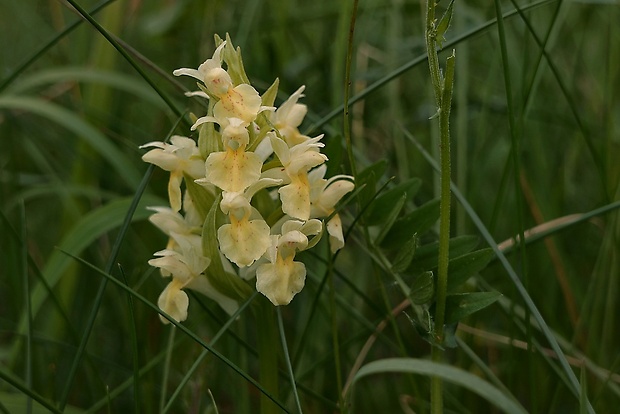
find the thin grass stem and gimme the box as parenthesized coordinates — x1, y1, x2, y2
(160, 325, 176, 413)
(57, 111, 186, 408)
(20, 202, 33, 414)
(118, 265, 140, 414)
(162, 292, 259, 413)
(403, 127, 596, 414)
(277, 308, 303, 414)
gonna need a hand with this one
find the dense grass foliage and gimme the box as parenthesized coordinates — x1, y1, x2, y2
(1, 0, 619, 412)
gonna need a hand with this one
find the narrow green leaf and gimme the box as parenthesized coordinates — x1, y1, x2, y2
(447, 248, 495, 293)
(381, 198, 441, 249)
(261, 78, 280, 109)
(435, 0, 456, 48)
(6, 67, 164, 107)
(357, 160, 387, 208)
(0, 96, 142, 188)
(374, 193, 406, 245)
(366, 177, 422, 225)
(352, 358, 527, 414)
(0, 380, 82, 414)
(409, 271, 435, 305)
(391, 234, 418, 273)
(408, 235, 479, 271)
(11, 194, 163, 363)
(444, 292, 502, 324)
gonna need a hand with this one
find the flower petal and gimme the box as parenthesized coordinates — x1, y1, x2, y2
(218, 218, 271, 267)
(279, 174, 311, 220)
(158, 280, 189, 323)
(205, 148, 262, 193)
(256, 256, 306, 306)
(326, 214, 345, 253)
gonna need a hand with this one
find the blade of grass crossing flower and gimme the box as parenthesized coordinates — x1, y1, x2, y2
(8, 194, 163, 366)
(58, 112, 187, 409)
(62, 252, 290, 413)
(162, 292, 259, 414)
(402, 127, 595, 413)
(277, 308, 303, 414)
(86, 337, 185, 412)
(57, 164, 156, 411)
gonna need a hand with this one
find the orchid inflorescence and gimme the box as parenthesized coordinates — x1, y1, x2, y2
(141, 35, 354, 323)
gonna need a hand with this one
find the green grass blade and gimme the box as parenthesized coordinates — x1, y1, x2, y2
(62, 252, 291, 413)
(6, 67, 164, 107)
(0, 370, 63, 414)
(57, 165, 156, 410)
(305, 0, 556, 134)
(0, 96, 142, 188)
(162, 292, 259, 413)
(277, 308, 303, 414)
(403, 127, 592, 410)
(0, 0, 115, 93)
(19, 202, 33, 414)
(119, 265, 140, 414)
(61, 0, 185, 121)
(351, 358, 528, 414)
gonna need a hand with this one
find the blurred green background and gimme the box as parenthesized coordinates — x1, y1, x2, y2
(1, 0, 619, 412)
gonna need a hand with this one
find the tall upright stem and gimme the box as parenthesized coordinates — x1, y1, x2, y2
(425, 1, 456, 412)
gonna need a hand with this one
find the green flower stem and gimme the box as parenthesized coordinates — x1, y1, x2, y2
(343, 0, 360, 179)
(425, 0, 457, 412)
(434, 53, 456, 345)
(425, 0, 442, 106)
(257, 299, 280, 414)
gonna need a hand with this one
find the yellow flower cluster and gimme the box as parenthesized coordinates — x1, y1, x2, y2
(141, 35, 353, 322)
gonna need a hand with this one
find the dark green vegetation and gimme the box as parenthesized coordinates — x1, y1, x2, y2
(1, 0, 618, 412)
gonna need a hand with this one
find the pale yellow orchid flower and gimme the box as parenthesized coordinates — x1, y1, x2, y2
(308, 165, 354, 253)
(217, 178, 281, 267)
(255, 219, 322, 305)
(267, 134, 328, 220)
(140, 136, 204, 212)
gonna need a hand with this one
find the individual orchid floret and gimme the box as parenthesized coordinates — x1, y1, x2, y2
(191, 116, 250, 150)
(157, 278, 189, 323)
(255, 219, 322, 305)
(199, 145, 262, 195)
(148, 232, 209, 322)
(217, 178, 281, 267)
(173, 41, 232, 96)
(147, 206, 197, 250)
(271, 86, 310, 146)
(148, 233, 208, 281)
(267, 134, 328, 220)
(192, 115, 263, 193)
(174, 41, 272, 124)
(140, 136, 204, 212)
(308, 165, 355, 253)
